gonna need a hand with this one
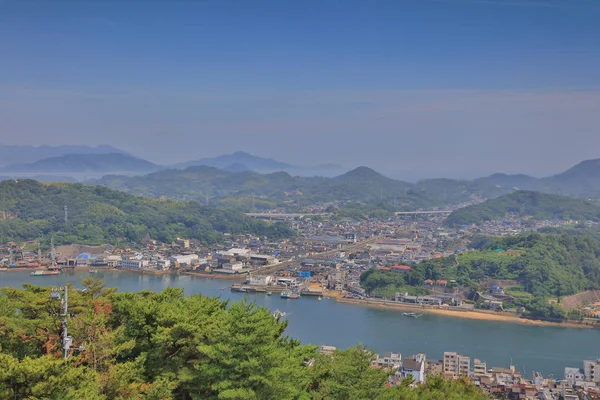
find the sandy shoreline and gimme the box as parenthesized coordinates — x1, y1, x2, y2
(337, 297, 598, 329)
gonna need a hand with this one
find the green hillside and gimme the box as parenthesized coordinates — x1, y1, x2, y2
(361, 233, 600, 320)
(445, 191, 600, 226)
(0, 179, 293, 245)
(91, 166, 504, 211)
(0, 282, 489, 399)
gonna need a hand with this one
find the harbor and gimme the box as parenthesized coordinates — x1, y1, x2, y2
(1, 269, 598, 380)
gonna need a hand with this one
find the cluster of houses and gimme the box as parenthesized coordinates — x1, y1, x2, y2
(319, 346, 600, 399)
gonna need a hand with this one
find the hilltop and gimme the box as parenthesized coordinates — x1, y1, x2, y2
(445, 191, 600, 226)
(0, 179, 293, 245)
(0, 153, 160, 174)
(0, 144, 128, 166)
(172, 151, 346, 177)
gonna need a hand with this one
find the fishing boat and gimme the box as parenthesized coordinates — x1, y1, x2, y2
(30, 270, 60, 276)
(266, 292, 272, 296)
(280, 290, 292, 298)
(272, 309, 286, 319)
(402, 312, 423, 318)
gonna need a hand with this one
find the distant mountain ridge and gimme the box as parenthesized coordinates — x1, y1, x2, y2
(0, 144, 129, 166)
(172, 151, 346, 177)
(1, 153, 160, 174)
(89, 165, 501, 211)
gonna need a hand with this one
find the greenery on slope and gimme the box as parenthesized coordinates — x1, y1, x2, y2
(445, 190, 600, 226)
(361, 233, 600, 320)
(91, 166, 507, 211)
(0, 280, 489, 400)
(0, 179, 293, 245)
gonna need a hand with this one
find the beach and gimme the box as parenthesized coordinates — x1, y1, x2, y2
(336, 297, 598, 329)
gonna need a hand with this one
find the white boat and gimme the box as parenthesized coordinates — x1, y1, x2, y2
(317, 296, 322, 301)
(272, 309, 286, 319)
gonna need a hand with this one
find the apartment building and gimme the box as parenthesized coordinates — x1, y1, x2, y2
(473, 359, 487, 377)
(584, 359, 600, 383)
(444, 352, 471, 379)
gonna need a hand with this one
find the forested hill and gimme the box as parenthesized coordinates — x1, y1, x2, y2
(0, 179, 293, 245)
(445, 191, 600, 226)
(361, 233, 600, 320)
(90, 166, 506, 210)
(0, 282, 489, 399)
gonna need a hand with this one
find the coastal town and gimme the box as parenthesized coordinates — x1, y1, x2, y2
(3, 211, 600, 399)
(317, 344, 600, 400)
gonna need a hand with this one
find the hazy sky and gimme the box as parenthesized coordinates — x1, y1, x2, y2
(1, 0, 599, 179)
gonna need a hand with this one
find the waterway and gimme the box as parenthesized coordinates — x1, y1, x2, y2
(1, 270, 598, 379)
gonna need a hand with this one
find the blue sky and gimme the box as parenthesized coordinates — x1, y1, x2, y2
(1, 0, 599, 179)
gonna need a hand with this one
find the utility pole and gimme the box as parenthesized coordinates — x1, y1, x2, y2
(61, 286, 71, 359)
(51, 236, 57, 267)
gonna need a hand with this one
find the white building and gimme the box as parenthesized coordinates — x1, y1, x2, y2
(248, 275, 273, 286)
(169, 254, 197, 266)
(227, 248, 251, 257)
(399, 358, 426, 384)
(222, 262, 244, 271)
(372, 352, 402, 369)
(565, 367, 585, 385)
(120, 259, 149, 269)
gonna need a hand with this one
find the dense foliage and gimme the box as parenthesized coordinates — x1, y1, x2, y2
(0, 280, 489, 399)
(0, 180, 293, 245)
(361, 233, 600, 320)
(445, 191, 600, 226)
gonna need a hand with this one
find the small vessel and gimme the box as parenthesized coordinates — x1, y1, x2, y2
(402, 312, 422, 318)
(88, 268, 98, 274)
(272, 309, 286, 319)
(266, 292, 272, 296)
(239, 286, 248, 292)
(219, 287, 227, 291)
(30, 270, 61, 276)
(288, 292, 300, 299)
(281, 290, 292, 298)
(0, 267, 8, 271)
(317, 296, 322, 301)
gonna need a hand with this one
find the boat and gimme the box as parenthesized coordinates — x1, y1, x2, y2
(317, 296, 322, 301)
(288, 292, 300, 299)
(266, 292, 272, 296)
(239, 287, 248, 292)
(30, 270, 61, 276)
(88, 268, 98, 274)
(272, 309, 286, 319)
(402, 312, 423, 318)
(0, 267, 8, 271)
(281, 290, 292, 298)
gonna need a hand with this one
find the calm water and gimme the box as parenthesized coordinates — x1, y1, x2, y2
(1, 270, 598, 379)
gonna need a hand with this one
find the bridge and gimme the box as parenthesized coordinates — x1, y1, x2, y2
(244, 213, 325, 220)
(394, 210, 452, 216)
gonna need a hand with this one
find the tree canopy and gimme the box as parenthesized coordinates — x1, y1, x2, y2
(0, 179, 293, 245)
(0, 280, 489, 399)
